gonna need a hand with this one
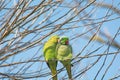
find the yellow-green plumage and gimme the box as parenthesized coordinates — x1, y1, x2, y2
(56, 37, 72, 79)
(43, 35, 59, 80)
(57, 45, 72, 60)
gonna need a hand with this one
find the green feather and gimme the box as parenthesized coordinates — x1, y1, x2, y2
(56, 36, 73, 79)
(43, 35, 59, 80)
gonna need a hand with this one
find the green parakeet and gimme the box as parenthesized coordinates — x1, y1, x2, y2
(43, 35, 59, 80)
(56, 36, 72, 79)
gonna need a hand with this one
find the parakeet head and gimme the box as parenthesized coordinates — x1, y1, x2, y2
(49, 35, 59, 43)
(59, 36, 69, 45)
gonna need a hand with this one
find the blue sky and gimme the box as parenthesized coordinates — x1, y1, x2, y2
(0, 0, 120, 80)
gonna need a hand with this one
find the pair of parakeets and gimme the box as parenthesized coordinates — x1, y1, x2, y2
(43, 35, 73, 80)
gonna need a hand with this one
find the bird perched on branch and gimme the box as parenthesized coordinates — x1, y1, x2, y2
(56, 36, 73, 80)
(43, 35, 59, 80)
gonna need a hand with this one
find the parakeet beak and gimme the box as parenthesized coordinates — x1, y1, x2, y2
(66, 40, 69, 45)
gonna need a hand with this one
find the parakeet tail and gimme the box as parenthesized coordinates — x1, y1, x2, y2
(51, 69, 57, 80)
(66, 64, 72, 79)
(47, 60, 58, 80)
(61, 60, 72, 80)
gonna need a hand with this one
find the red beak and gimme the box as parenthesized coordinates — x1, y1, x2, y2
(66, 40, 69, 45)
